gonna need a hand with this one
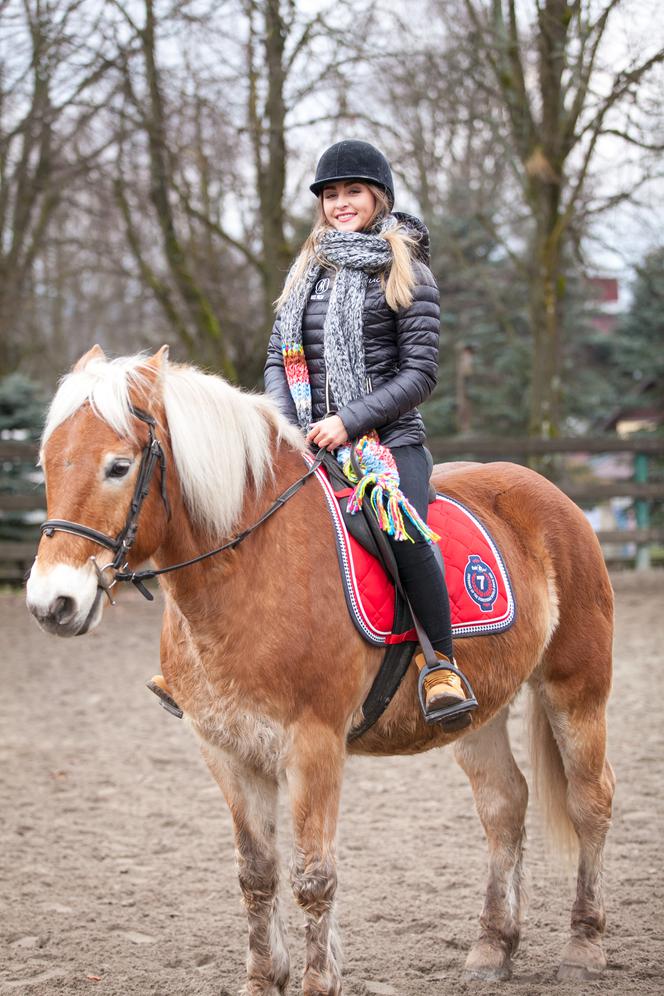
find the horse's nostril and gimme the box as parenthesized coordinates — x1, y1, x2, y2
(52, 595, 76, 625)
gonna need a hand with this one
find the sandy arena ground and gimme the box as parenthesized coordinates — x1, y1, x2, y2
(1, 571, 663, 996)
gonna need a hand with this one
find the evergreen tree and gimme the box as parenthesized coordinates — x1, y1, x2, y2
(612, 248, 664, 404)
(422, 187, 532, 438)
(0, 374, 46, 543)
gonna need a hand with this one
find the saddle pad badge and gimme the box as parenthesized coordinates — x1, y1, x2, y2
(464, 554, 499, 613)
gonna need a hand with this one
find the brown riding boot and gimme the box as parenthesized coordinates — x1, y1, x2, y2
(414, 650, 473, 730)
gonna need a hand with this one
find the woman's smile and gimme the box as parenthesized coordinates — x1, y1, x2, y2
(322, 180, 376, 232)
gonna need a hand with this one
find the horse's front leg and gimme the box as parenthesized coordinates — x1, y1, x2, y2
(286, 723, 345, 996)
(201, 744, 289, 996)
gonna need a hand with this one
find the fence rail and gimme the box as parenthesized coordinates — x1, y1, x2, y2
(2, 434, 663, 581)
(427, 433, 664, 569)
(427, 435, 664, 456)
(2, 493, 45, 511)
(0, 440, 39, 459)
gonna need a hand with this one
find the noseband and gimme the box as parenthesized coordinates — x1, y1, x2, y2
(41, 406, 170, 601)
(40, 404, 325, 603)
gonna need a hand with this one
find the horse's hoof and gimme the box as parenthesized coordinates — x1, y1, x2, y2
(464, 939, 512, 981)
(557, 962, 603, 981)
(464, 965, 512, 982)
(558, 936, 606, 980)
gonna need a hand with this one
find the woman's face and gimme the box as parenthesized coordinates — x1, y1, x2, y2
(321, 180, 376, 232)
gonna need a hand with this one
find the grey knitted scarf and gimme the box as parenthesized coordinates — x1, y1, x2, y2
(279, 215, 397, 430)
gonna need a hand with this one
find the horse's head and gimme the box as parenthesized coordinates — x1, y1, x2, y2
(26, 345, 172, 636)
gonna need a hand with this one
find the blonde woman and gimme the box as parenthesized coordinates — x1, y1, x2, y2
(265, 140, 476, 730)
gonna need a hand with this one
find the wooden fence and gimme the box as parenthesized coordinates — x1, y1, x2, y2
(428, 434, 664, 568)
(1, 434, 663, 582)
(0, 439, 43, 582)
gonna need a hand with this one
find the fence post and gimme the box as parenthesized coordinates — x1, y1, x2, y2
(634, 452, 651, 570)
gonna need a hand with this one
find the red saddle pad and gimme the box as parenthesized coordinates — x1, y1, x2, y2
(312, 463, 516, 646)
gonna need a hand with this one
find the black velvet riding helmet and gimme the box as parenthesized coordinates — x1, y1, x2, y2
(310, 140, 395, 207)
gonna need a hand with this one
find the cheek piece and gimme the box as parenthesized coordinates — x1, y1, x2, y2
(40, 406, 170, 603)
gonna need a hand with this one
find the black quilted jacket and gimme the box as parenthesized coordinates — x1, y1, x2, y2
(264, 214, 439, 448)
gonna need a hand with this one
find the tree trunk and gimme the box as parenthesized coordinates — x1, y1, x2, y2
(140, 0, 236, 379)
(250, 0, 291, 333)
(528, 181, 564, 439)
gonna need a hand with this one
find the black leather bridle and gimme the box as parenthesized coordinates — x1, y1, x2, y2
(40, 405, 325, 603)
(41, 406, 170, 601)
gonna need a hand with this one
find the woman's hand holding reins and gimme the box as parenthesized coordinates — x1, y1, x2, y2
(307, 415, 349, 451)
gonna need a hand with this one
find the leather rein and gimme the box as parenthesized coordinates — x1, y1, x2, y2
(40, 405, 325, 604)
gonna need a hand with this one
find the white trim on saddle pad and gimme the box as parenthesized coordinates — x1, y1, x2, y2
(313, 461, 391, 645)
(310, 461, 516, 645)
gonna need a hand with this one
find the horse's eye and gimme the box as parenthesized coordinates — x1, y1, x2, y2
(107, 459, 132, 479)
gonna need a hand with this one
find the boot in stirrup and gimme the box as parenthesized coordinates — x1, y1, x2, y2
(414, 650, 477, 731)
(146, 674, 183, 718)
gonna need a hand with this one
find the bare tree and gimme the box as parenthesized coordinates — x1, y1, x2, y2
(457, 0, 664, 437)
(346, 3, 531, 434)
(0, 0, 115, 375)
(105, 0, 355, 381)
(108, 0, 240, 378)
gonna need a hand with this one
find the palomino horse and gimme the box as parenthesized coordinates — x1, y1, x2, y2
(26, 346, 615, 994)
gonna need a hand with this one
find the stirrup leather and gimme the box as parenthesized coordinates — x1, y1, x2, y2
(416, 659, 478, 727)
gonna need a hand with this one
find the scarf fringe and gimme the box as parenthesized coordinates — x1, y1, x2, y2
(339, 434, 440, 544)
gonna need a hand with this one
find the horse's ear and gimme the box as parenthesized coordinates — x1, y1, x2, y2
(73, 344, 106, 372)
(142, 345, 170, 401)
(144, 345, 169, 376)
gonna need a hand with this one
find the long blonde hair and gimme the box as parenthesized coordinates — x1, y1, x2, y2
(275, 185, 418, 312)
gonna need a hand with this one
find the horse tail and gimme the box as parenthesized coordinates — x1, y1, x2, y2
(528, 689, 578, 860)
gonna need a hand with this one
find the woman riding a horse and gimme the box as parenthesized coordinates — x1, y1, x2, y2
(265, 139, 475, 729)
(26, 145, 615, 994)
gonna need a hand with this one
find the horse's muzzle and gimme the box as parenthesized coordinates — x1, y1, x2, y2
(26, 560, 105, 637)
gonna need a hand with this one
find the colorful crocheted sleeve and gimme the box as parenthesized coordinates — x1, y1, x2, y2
(264, 315, 300, 425)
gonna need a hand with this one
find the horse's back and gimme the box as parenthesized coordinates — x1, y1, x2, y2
(433, 458, 613, 669)
(432, 458, 607, 579)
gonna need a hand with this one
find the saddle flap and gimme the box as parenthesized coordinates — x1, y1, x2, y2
(320, 451, 390, 563)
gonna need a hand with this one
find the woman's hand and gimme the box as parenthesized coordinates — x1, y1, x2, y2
(307, 415, 349, 451)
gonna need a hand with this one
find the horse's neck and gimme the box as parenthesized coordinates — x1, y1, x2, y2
(153, 437, 307, 624)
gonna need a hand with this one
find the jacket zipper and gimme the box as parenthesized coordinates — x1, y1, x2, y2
(325, 373, 332, 416)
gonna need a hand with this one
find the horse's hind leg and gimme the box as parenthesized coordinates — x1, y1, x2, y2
(535, 670, 615, 980)
(286, 723, 345, 996)
(201, 745, 289, 996)
(454, 707, 529, 981)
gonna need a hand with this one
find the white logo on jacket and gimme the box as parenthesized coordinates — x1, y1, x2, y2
(310, 277, 331, 300)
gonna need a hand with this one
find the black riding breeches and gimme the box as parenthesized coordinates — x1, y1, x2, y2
(387, 445, 454, 659)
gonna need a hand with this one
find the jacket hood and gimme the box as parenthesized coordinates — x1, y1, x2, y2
(393, 212, 431, 267)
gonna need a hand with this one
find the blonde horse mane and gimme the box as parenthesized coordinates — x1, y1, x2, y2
(42, 352, 305, 539)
